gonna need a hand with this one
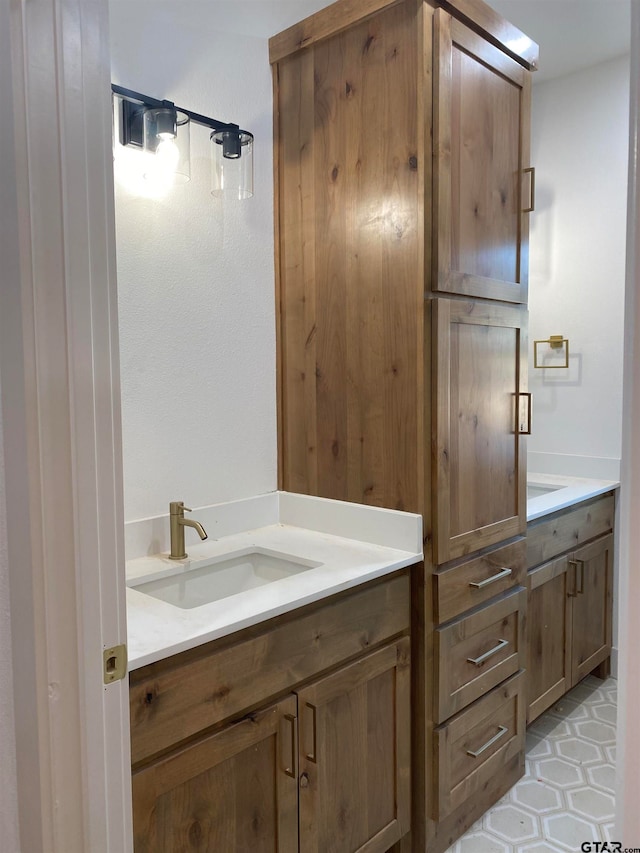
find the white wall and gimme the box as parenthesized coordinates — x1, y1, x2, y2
(109, 1, 278, 523)
(528, 55, 630, 480)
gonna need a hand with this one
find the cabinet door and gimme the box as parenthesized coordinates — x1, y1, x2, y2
(527, 557, 573, 723)
(132, 695, 298, 853)
(297, 638, 411, 853)
(433, 10, 532, 304)
(433, 298, 528, 564)
(571, 534, 614, 684)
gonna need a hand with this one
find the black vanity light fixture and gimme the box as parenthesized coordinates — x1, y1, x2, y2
(111, 84, 254, 199)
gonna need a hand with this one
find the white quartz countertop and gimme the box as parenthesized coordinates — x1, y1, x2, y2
(527, 473, 619, 522)
(125, 492, 423, 670)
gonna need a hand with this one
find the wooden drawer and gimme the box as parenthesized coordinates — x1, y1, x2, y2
(434, 671, 526, 819)
(129, 571, 410, 766)
(527, 493, 614, 568)
(435, 539, 526, 624)
(435, 587, 525, 722)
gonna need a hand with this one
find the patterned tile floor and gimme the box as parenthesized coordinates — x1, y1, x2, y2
(445, 675, 618, 853)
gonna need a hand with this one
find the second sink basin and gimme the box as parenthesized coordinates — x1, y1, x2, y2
(527, 482, 563, 500)
(128, 547, 322, 610)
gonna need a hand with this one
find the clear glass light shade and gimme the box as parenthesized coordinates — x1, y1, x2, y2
(143, 108, 190, 185)
(211, 130, 254, 199)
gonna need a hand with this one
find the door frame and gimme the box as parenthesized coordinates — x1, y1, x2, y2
(617, 2, 640, 844)
(1, 1, 132, 850)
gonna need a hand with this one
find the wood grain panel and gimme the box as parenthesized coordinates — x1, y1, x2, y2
(526, 494, 615, 568)
(130, 572, 410, 765)
(526, 557, 572, 723)
(435, 587, 525, 722)
(269, 0, 403, 63)
(276, 0, 423, 512)
(434, 671, 525, 819)
(433, 10, 530, 303)
(435, 538, 526, 623)
(298, 638, 411, 853)
(433, 299, 527, 563)
(277, 50, 318, 495)
(132, 695, 298, 853)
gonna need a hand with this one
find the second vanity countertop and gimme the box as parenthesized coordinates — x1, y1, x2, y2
(126, 492, 423, 670)
(527, 473, 619, 522)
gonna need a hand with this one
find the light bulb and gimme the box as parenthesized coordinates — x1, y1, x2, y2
(155, 137, 180, 171)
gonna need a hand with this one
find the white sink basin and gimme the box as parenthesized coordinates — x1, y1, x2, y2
(128, 547, 322, 610)
(527, 483, 563, 500)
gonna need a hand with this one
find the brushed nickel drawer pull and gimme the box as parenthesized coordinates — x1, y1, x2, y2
(469, 567, 512, 589)
(467, 638, 510, 667)
(467, 725, 508, 758)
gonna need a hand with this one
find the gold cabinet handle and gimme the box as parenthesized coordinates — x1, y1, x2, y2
(469, 567, 512, 589)
(304, 702, 317, 763)
(282, 713, 297, 779)
(467, 725, 508, 758)
(517, 392, 532, 435)
(523, 167, 536, 212)
(575, 560, 584, 595)
(568, 559, 585, 596)
(467, 639, 510, 667)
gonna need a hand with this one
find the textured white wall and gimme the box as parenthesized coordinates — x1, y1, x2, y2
(528, 55, 629, 479)
(110, 1, 277, 522)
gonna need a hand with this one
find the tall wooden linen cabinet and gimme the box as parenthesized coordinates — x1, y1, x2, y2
(270, 1, 536, 850)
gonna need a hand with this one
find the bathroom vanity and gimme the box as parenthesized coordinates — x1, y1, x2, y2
(124, 481, 618, 853)
(130, 573, 412, 852)
(125, 492, 423, 853)
(526, 481, 616, 723)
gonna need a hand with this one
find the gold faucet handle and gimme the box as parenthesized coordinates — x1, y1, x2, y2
(169, 501, 192, 515)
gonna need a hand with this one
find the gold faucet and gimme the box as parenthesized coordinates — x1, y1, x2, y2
(169, 501, 208, 560)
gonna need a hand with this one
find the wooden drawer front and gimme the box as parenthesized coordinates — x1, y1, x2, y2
(130, 572, 410, 765)
(527, 494, 614, 568)
(434, 671, 526, 819)
(435, 539, 526, 623)
(435, 587, 525, 722)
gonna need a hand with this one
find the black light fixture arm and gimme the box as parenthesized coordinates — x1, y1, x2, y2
(111, 84, 241, 135)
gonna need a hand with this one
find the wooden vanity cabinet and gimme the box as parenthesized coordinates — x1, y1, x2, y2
(271, 0, 537, 849)
(129, 572, 412, 853)
(526, 495, 615, 722)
